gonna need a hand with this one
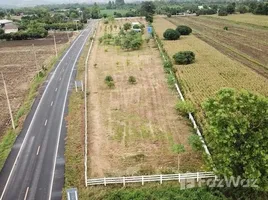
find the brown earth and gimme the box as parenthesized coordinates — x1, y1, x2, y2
(87, 19, 203, 178)
(0, 32, 76, 139)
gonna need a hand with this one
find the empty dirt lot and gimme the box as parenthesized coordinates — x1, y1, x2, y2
(87, 19, 203, 178)
(0, 32, 74, 138)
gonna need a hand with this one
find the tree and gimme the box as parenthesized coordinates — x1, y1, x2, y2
(172, 144, 185, 171)
(140, 1, 156, 16)
(173, 51, 195, 64)
(91, 3, 100, 19)
(218, 8, 228, 16)
(176, 25, 192, 35)
(0, 28, 4, 35)
(115, 0, 125, 6)
(107, 1, 112, 9)
(163, 29, 180, 40)
(226, 3, 236, 14)
(202, 88, 268, 190)
(0, 11, 5, 19)
(123, 22, 131, 31)
(238, 5, 248, 14)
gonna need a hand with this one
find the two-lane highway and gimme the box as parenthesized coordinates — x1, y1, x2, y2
(0, 20, 97, 200)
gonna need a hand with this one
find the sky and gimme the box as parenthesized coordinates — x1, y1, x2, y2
(0, 0, 148, 7)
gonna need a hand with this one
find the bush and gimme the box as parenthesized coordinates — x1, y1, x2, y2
(105, 75, 115, 88)
(176, 25, 192, 35)
(133, 24, 140, 29)
(175, 100, 196, 114)
(173, 51, 195, 65)
(123, 23, 131, 31)
(188, 134, 203, 151)
(223, 26, 228, 31)
(167, 13, 172, 18)
(163, 29, 180, 40)
(218, 9, 228, 16)
(128, 76, 136, 84)
(145, 14, 153, 23)
(104, 20, 109, 24)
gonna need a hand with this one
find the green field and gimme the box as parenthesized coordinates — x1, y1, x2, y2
(100, 9, 129, 16)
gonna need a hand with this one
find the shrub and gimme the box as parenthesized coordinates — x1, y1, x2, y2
(188, 134, 203, 151)
(128, 76, 136, 84)
(167, 13, 172, 18)
(175, 100, 196, 114)
(163, 29, 180, 40)
(223, 26, 228, 31)
(218, 9, 228, 16)
(104, 20, 109, 24)
(176, 25, 192, 35)
(145, 14, 153, 23)
(173, 51, 195, 65)
(123, 23, 131, 31)
(105, 75, 115, 88)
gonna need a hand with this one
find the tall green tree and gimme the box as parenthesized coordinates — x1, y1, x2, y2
(91, 3, 100, 19)
(202, 88, 268, 190)
(115, 0, 125, 6)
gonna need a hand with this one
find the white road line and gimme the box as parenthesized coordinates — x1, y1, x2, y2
(44, 119, 48, 126)
(23, 187, 29, 200)
(0, 26, 88, 200)
(48, 24, 94, 200)
(36, 146, 40, 156)
(55, 88, 58, 92)
(50, 101, 53, 106)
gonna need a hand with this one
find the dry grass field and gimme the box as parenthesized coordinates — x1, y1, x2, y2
(86, 19, 203, 178)
(209, 13, 268, 27)
(153, 16, 268, 123)
(0, 32, 74, 139)
(166, 16, 268, 78)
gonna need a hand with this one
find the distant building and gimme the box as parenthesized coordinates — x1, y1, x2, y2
(0, 20, 18, 34)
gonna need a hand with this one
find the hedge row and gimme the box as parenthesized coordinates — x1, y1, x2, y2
(0, 29, 48, 40)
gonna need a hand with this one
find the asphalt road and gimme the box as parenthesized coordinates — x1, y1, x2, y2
(0, 20, 97, 200)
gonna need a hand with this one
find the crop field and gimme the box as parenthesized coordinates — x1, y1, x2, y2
(0, 32, 74, 139)
(166, 16, 268, 78)
(153, 16, 268, 123)
(86, 19, 203, 178)
(209, 13, 268, 28)
(100, 9, 129, 16)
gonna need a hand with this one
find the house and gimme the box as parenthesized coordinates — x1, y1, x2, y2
(0, 20, 18, 34)
(3, 23, 18, 34)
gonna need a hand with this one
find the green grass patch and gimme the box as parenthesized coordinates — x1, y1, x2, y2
(100, 9, 129, 16)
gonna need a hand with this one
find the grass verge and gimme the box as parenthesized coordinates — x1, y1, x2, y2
(0, 43, 69, 171)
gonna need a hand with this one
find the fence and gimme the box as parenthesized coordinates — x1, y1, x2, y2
(87, 172, 216, 186)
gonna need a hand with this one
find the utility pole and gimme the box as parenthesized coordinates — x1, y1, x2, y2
(1, 72, 15, 130)
(66, 27, 70, 43)
(53, 34, 58, 57)
(32, 44, 39, 73)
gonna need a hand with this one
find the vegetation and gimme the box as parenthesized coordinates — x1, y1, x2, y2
(203, 88, 268, 190)
(128, 76, 136, 84)
(223, 26, 228, 31)
(188, 134, 203, 151)
(176, 25, 192, 35)
(175, 100, 196, 114)
(123, 22, 131, 31)
(163, 29, 180, 40)
(105, 75, 115, 88)
(173, 51, 195, 65)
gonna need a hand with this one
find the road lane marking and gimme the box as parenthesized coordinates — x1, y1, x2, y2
(36, 146, 40, 156)
(55, 88, 58, 92)
(48, 23, 95, 200)
(51, 101, 53, 106)
(44, 119, 48, 126)
(23, 187, 29, 200)
(0, 25, 89, 200)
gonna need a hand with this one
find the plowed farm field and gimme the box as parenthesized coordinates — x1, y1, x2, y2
(0, 32, 74, 138)
(87, 19, 203, 178)
(153, 16, 268, 124)
(167, 16, 268, 78)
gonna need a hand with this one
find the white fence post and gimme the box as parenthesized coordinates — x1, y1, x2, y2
(160, 175, 162, 184)
(179, 173, 181, 182)
(123, 177, 125, 187)
(142, 176, 144, 186)
(104, 177, 106, 186)
(197, 172, 199, 182)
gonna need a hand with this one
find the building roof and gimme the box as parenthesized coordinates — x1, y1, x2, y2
(4, 23, 18, 30)
(0, 20, 13, 25)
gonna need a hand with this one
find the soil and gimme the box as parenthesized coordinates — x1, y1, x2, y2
(167, 16, 268, 79)
(87, 19, 203, 178)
